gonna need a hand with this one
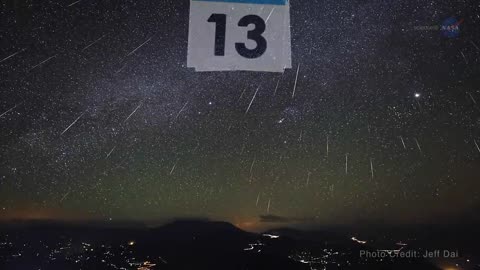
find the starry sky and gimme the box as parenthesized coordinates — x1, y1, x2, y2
(1, 0, 480, 230)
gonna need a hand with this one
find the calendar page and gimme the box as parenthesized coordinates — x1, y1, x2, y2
(187, 0, 292, 72)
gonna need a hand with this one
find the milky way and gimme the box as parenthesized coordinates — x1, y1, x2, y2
(0, 0, 480, 228)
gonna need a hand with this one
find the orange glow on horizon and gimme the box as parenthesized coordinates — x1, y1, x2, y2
(0, 205, 95, 222)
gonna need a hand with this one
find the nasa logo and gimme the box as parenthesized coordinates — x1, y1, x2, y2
(440, 17, 463, 38)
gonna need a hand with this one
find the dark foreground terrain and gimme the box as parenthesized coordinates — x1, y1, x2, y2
(0, 220, 479, 270)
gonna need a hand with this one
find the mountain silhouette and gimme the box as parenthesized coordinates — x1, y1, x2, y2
(0, 219, 449, 270)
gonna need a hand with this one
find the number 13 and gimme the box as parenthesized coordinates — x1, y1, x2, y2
(208, 14, 267, 59)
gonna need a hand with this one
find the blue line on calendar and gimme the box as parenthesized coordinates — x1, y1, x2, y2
(193, 0, 287, 6)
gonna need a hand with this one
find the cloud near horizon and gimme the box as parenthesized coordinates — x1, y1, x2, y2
(259, 215, 315, 223)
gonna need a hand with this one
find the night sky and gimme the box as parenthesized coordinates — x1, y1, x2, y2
(1, 0, 480, 230)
